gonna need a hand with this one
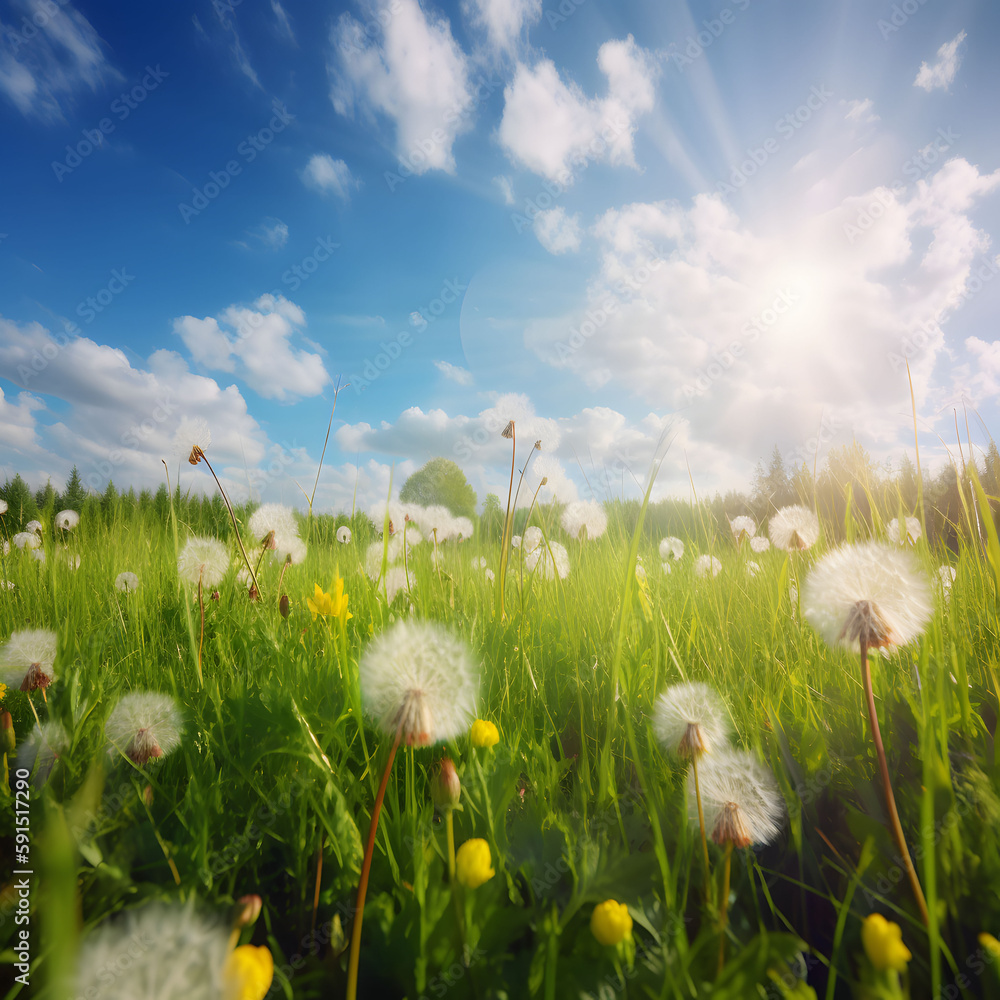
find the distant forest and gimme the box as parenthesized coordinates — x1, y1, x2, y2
(2, 440, 999, 554)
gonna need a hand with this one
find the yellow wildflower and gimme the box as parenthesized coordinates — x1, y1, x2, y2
(591, 900, 632, 946)
(470, 719, 499, 748)
(455, 838, 495, 888)
(979, 933, 1000, 959)
(0, 682, 7, 702)
(306, 577, 352, 623)
(862, 913, 911, 973)
(223, 944, 274, 1000)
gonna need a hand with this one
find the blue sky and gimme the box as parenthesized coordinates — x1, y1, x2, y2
(1, 0, 998, 514)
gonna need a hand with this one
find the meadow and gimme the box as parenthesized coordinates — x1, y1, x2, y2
(2, 456, 1000, 1000)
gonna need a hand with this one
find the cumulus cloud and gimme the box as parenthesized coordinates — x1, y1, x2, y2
(330, 0, 473, 174)
(914, 30, 966, 92)
(463, 0, 541, 57)
(0, 0, 123, 120)
(842, 98, 879, 124)
(302, 153, 357, 199)
(434, 360, 474, 385)
(498, 35, 659, 183)
(533, 206, 583, 254)
(172, 294, 330, 401)
(494, 174, 516, 204)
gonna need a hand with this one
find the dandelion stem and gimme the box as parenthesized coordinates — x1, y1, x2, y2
(497, 423, 516, 622)
(346, 717, 404, 1000)
(311, 835, 324, 937)
(197, 572, 205, 687)
(860, 638, 929, 925)
(198, 453, 260, 595)
(717, 841, 733, 975)
(691, 754, 712, 908)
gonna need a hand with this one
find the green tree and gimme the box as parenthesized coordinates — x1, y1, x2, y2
(399, 458, 478, 519)
(0, 474, 39, 528)
(61, 466, 87, 511)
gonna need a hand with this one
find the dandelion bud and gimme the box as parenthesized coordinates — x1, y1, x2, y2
(861, 913, 911, 973)
(262, 530, 276, 550)
(249, 584, 260, 602)
(431, 757, 461, 811)
(235, 894, 263, 928)
(455, 838, 495, 888)
(188, 445, 205, 466)
(590, 900, 633, 946)
(210, 590, 220, 602)
(1, 711, 15, 755)
(540, 477, 548, 486)
(279, 594, 290, 619)
(142, 784, 154, 806)
(470, 719, 499, 749)
(501, 420, 514, 439)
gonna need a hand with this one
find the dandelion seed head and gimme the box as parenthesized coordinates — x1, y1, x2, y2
(18, 720, 69, 785)
(336, 526, 352, 544)
(63, 552, 81, 570)
(746, 560, 761, 577)
(689, 747, 785, 848)
(560, 500, 608, 541)
(768, 505, 820, 552)
(0, 499, 7, 514)
(177, 536, 230, 587)
(383, 566, 412, 602)
(26, 519, 42, 534)
(750, 536, 770, 553)
(248, 504, 298, 543)
(31, 548, 45, 563)
(694, 554, 722, 578)
(56, 509, 80, 531)
(13, 531, 40, 550)
(729, 516, 756, 539)
(521, 526, 543, 553)
(659, 537, 685, 561)
(887, 516, 921, 545)
(272, 533, 307, 565)
(106, 692, 184, 765)
(0, 628, 58, 691)
(525, 539, 570, 580)
(115, 571, 140, 593)
(938, 565, 956, 597)
(803, 541, 933, 650)
(654, 682, 730, 758)
(360, 619, 479, 746)
(173, 417, 212, 465)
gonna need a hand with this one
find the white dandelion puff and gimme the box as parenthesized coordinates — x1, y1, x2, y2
(55, 509, 80, 531)
(1, 628, 58, 692)
(115, 571, 140, 593)
(31, 548, 45, 563)
(26, 519, 43, 534)
(173, 416, 212, 464)
(659, 537, 685, 561)
(802, 541, 933, 651)
(360, 619, 479, 746)
(729, 516, 756, 540)
(768, 505, 820, 552)
(484, 568, 495, 582)
(746, 560, 761, 577)
(654, 682, 730, 759)
(337, 525, 352, 544)
(365, 537, 411, 579)
(63, 551, 81, 570)
(511, 534, 522, 549)
(177, 536, 230, 587)
(105, 692, 184, 765)
(248, 503, 298, 544)
(938, 565, 956, 598)
(17, 721, 69, 785)
(383, 566, 412, 603)
(561, 500, 608, 541)
(694, 554, 722, 578)
(750, 536, 770, 553)
(272, 533, 307, 565)
(0, 499, 7, 514)
(74, 900, 233, 1000)
(521, 526, 544, 553)
(13, 531, 40, 551)
(525, 539, 570, 580)
(887, 516, 921, 545)
(661, 562, 672, 575)
(689, 747, 785, 848)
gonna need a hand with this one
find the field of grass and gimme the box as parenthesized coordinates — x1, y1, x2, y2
(2, 477, 1000, 1000)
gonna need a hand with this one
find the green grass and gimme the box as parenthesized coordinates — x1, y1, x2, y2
(2, 492, 1000, 1000)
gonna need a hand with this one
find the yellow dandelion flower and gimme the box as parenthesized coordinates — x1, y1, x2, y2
(223, 944, 274, 1000)
(979, 933, 1000, 959)
(591, 900, 632, 946)
(306, 577, 352, 623)
(470, 719, 499, 748)
(862, 913, 911, 973)
(0, 682, 7, 702)
(455, 838, 495, 889)
(331, 574, 352, 623)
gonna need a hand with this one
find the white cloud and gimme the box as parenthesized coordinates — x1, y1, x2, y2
(237, 217, 289, 250)
(533, 206, 583, 254)
(173, 294, 330, 401)
(914, 30, 966, 92)
(0, 0, 123, 120)
(494, 174, 516, 204)
(498, 35, 659, 183)
(842, 98, 879, 124)
(271, 0, 295, 42)
(330, 0, 473, 174)
(302, 153, 357, 199)
(463, 0, 541, 57)
(434, 360, 474, 385)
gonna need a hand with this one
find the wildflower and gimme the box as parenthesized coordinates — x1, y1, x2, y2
(521, 526, 543, 553)
(887, 516, 921, 545)
(484, 568, 495, 582)
(802, 541, 932, 651)
(470, 718, 499, 748)
(0, 499, 6, 514)
(768, 505, 820, 551)
(525, 539, 570, 580)
(1, 710, 14, 755)
(690, 748, 784, 848)
(384, 566, 412, 603)
(26, 519, 42, 534)
(654, 682, 730, 758)
(0, 629, 58, 692)
(661, 562, 672, 574)
(177, 536, 230, 587)
(173, 416, 212, 465)
(659, 536, 685, 560)
(431, 756, 462, 811)
(861, 913, 911, 973)
(248, 503, 298, 543)
(750, 536, 770, 553)
(360, 619, 479, 746)
(979, 933, 1000, 960)
(511, 534, 522, 548)
(307, 578, 352, 623)
(455, 838, 495, 888)
(746, 560, 760, 577)
(105, 691, 184, 765)
(224, 945, 274, 1000)
(561, 500, 608, 540)
(729, 516, 756, 540)
(272, 533, 307, 565)
(63, 552, 81, 570)
(590, 900, 633, 946)
(0, 682, 6, 702)
(17, 721, 69, 784)
(31, 548, 45, 563)
(55, 509, 80, 531)
(13, 531, 39, 550)
(337, 525, 352, 544)
(115, 571, 140, 592)
(235, 895, 263, 928)
(694, 554, 722, 578)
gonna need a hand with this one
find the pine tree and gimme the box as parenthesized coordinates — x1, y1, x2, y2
(61, 466, 87, 511)
(0, 475, 39, 529)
